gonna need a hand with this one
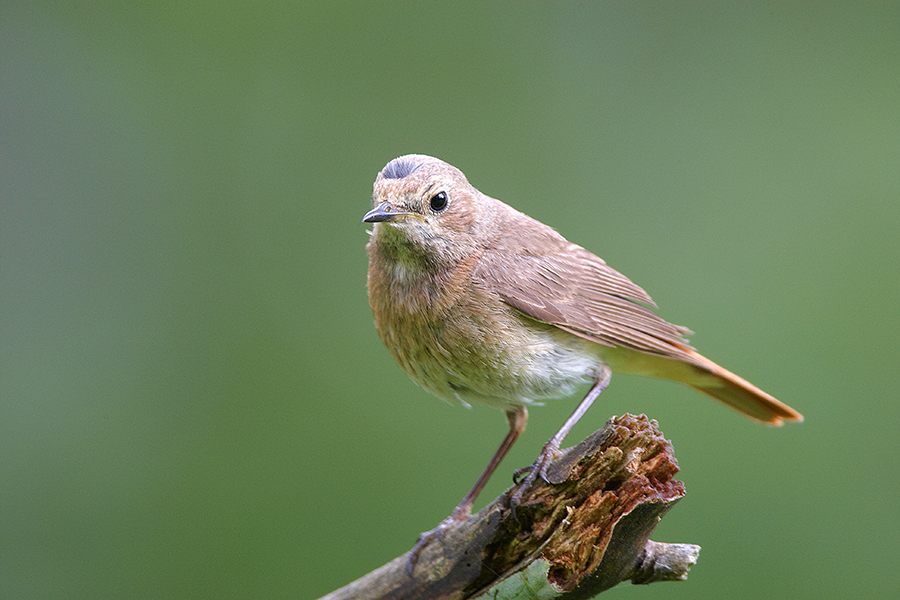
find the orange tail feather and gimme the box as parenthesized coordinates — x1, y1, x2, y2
(684, 349, 803, 425)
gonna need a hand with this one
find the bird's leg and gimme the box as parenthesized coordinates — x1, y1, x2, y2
(511, 365, 612, 507)
(406, 405, 528, 575)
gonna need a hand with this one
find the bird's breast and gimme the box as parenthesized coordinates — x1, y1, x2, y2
(367, 252, 600, 409)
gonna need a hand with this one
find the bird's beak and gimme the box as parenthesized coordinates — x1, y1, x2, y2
(362, 201, 414, 223)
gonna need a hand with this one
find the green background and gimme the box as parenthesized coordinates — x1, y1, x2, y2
(3, 3, 898, 599)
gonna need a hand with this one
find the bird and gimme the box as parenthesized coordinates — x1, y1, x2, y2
(362, 154, 802, 568)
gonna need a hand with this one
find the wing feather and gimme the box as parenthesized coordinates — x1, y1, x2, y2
(474, 220, 701, 366)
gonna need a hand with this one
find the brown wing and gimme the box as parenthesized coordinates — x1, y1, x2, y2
(474, 219, 704, 367)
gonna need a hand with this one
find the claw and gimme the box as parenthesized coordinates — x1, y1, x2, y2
(405, 511, 467, 576)
(512, 465, 532, 485)
(509, 442, 563, 514)
(406, 532, 435, 576)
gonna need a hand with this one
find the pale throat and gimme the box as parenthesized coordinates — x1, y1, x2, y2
(376, 224, 437, 282)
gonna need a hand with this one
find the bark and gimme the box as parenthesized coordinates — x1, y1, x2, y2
(319, 414, 698, 600)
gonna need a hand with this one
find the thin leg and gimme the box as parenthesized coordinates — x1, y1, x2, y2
(450, 405, 528, 519)
(406, 405, 528, 575)
(545, 364, 611, 454)
(512, 365, 612, 506)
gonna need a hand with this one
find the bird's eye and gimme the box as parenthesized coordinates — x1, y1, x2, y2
(429, 191, 448, 213)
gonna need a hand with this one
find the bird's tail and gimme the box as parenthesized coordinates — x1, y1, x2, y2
(682, 348, 803, 425)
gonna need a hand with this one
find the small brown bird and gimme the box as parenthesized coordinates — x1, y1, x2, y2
(363, 154, 802, 563)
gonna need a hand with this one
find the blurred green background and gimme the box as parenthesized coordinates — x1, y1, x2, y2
(2, 2, 898, 599)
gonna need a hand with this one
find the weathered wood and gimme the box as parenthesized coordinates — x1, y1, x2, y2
(319, 414, 698, 600)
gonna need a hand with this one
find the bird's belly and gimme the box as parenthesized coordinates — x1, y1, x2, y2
(387, 314, 602, 410)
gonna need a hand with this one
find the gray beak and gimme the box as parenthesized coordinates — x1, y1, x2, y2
(362, 201, 410, 223)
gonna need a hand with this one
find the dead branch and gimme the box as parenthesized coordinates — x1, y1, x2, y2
(319, 414, 698, 600)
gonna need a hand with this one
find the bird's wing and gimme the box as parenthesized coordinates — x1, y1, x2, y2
(474, 222, 702, 366)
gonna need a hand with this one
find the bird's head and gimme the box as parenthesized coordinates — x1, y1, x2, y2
(364, 154, 485, 267)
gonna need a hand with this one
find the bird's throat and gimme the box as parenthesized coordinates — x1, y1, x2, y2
(372, 223, 436, 279)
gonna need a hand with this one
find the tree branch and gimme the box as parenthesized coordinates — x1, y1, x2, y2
(319, 414, 699, 600)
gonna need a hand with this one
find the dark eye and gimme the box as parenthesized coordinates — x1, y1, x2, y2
(429, 191, 448, 213)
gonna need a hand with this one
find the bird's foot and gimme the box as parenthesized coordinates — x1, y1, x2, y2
(406, 506, 470, 576)
(509, 441, 564, 517)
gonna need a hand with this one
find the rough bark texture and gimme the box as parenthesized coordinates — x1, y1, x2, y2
(319, 414, 699, 600)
